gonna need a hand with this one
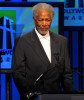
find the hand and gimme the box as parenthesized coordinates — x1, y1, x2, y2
(26, 93, 32, 99)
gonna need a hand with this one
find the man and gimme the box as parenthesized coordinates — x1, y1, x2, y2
(12, 3, 75, 100)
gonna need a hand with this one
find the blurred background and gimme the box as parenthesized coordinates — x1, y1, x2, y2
(0, 0, 84, 100)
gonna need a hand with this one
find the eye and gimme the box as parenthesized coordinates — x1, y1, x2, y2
(38, 19, 43, 21)
(46, 19, 51, 22)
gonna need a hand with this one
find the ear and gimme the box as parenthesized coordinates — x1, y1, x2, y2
(33, 17, 35, 24)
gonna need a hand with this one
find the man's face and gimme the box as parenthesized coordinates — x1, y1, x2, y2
(33, 9, 52, 35)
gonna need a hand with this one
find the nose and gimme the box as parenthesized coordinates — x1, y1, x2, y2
(42, 20, 47, 26)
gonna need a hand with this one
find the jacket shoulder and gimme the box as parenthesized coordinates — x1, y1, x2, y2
(20, 30, 33, 39)
(51, 32, 67, 41)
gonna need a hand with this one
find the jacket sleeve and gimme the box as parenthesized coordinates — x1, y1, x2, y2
(61, 38, 75, 92)
(12, 36, 32, 95)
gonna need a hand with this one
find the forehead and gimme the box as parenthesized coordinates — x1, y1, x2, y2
(37, 9, 51, 17)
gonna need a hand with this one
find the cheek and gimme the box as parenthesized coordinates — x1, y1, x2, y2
(48, 22, 52, 26)
(36, 22, 42, 26)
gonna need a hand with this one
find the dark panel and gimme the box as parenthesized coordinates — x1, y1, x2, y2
(0, 71, 1, 100)
(5, 0, 11, 1)
(0, 17, 3, 26)
(65, 0, 75, 8)
(82, 31, 84, 91)
(0, 29, 3, 49)
(6, 20, 10, 29)
(78, 31, 83, 91)
(71, 31, 79, 69)
(7, 31, 12, 49)
(68, 31, 72, 68)
(79, 0, 84, 7)
(23, 0, 27, 1)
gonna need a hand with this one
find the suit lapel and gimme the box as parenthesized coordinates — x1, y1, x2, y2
(30, 29, 60, 69)
(50, 32, 60, 67)
(31, 29, 50, 67)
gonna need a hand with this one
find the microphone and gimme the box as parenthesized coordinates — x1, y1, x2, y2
(34, 67, 55, 86)
(34, 64, 57, 91)
(34, 73, 44, 85)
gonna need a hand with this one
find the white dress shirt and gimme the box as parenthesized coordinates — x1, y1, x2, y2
(35, 28, 51, 63)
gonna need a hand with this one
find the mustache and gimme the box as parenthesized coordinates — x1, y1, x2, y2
(36, 24, 50, 28)
(37, 26, 50, 30)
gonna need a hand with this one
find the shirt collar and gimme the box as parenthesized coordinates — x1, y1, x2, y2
(35, 27, 50, 41)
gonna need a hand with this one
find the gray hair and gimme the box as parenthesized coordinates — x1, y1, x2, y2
(32, 3, 54, 19)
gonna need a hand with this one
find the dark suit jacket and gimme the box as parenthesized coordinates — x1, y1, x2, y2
(12, 29, 75, 99)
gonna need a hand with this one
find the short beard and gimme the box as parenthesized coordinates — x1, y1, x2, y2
(37, 28, 49, 36)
